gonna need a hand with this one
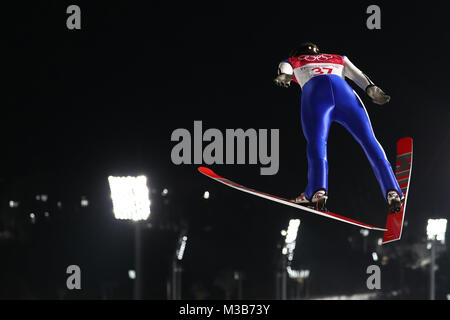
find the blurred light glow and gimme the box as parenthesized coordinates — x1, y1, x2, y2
(30, 213, 36, 224)
(177, 236, 188, 260)
(108, 176, 151, 221)
(128, 270, 136, 279)
(288, 267, 310, 279)
(300, 270, 310, 279)
(285, 219, 300, 244)
(281, 230, 287, 236)
(427, 219, 447, 243)
(9, 200, 19, 208)
(372, 252, 378, 261)
(286, 266, 300, 279)
(203, 191, 210, 199)
(360, 229, 369, 237)
(162, 188, 169, 196)
(282, 219, 301, 261)
(377, 238, 382, 246)
(81, 197, 89, 207)
(44, 211, 50, 217)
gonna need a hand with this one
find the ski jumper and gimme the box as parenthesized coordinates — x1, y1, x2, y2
(278, 54, 402, 200)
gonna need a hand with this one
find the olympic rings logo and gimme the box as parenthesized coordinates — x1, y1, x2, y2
(298, 54, 334, 61)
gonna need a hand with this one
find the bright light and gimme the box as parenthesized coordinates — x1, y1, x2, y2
(203, 191, 210, 199)
(108, 176, 151, 221)
(35, 194, 48, 201)
(281, 230, 287, 236)
(360, 229, 369, 237)
(81, 196, 89, 207)
(372, 252, 378, 261)
(286, 266, 300, 279)
(177, 236, 188, 260)
(300, 270, 310, 279)
(287, 267, 310, 279)
(162, 188, 169, 196)
(285, 219, 301, 244)
(9, 201, 19, 208)
(427, 219, 447, 243)
(377, 238, 382, 246)
(128, 270, 136, 279)
(30, 213, 36, 224)
(282, 219, 301, 261)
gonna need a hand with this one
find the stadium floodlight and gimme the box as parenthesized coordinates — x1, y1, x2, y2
(286, 266, 300, 279)
(300, 270, 310, 279)
(108, 176, 151, 221)
(176, 236, 188, 261)
(427, 219, 447, 244)
(286, 267, 310, 280)
(281, 219, 301, 262)
(427, 219, 447, 300)
(285, 219, 300, 244)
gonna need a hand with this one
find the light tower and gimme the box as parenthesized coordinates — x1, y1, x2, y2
(108, 175, 151, 300)
(426, 218, 447, 300)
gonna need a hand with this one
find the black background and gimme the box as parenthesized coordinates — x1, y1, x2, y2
(2, 1, 450, 299)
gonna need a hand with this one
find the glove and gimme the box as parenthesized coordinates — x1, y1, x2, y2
(366, 85, 391, 105)
(274, 74, 293, 88)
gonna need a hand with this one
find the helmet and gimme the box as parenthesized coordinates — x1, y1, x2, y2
(289, 42, 320, 57)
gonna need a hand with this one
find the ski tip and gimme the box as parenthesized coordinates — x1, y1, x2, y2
(198, 167, 222, 179)
(399, 137, 413, 142)
(398, 137, 413, 153)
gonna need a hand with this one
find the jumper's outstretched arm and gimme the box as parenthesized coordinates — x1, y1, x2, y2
(343, 56, 391, 105)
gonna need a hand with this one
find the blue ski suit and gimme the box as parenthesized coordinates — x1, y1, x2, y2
(278, 54, 402, 200)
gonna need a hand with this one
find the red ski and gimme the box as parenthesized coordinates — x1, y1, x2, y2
(198, 167, 386, 232)
(382, 137, 413, 244)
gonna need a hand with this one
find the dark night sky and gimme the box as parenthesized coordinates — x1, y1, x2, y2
(3, 1, 450, 299)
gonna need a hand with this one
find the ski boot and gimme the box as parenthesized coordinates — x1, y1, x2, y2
(387, 190, 405, 213)
(290, 190, 328, 211)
